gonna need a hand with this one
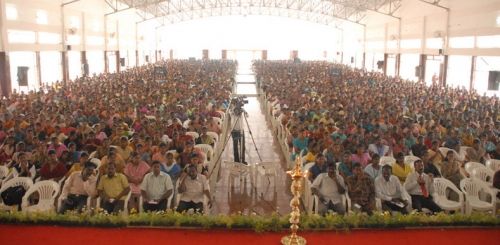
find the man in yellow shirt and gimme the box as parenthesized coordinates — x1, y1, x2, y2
(97, 163, 130, 214)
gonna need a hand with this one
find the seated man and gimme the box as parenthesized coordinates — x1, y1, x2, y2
(308, 153, 327, 182)
(404, 160, 442, 214)
(368, 137, 390, 157)
(59, 162, 97, 213)
(99, 149, 126, 176)
(97, 163, 130, 214)
(311, 162, 346, 215)
(364, 154, 382, 179)
(375, 165, 409, 214)
(141, 161, 173, 212)
(176, 164, 212, 213)
(346, 162, 376, 215)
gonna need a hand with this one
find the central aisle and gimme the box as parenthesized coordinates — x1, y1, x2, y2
(211, 64, 292, 215)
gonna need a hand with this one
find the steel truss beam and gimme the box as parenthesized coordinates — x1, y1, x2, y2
(109, 0, 401, 26)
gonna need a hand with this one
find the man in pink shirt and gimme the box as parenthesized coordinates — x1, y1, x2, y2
(59, 162, 97, 213)
(124, 151, 150, 212)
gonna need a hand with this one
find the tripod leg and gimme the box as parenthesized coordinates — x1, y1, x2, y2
(241, 131, 246, 163)
(232, 131, 240, 162)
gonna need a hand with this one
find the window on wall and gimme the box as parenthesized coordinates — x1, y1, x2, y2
(366, 41, 384, 50)
(87, 51, 104, 76)
(476, 35, 500, 48)
(387, 40, 398, 49)
(447, 55, 471, 89)
(38, 32, 61, 44)
(400, 39, 421, 49)
(69, 16, 79, 28)
(67, 35, 80, 45)
(426, 38, 443, 49)
(40, 52, 62, 87)
(7, 30, 36, 44)
(400, 54, 420, 82)
(6, 4, 17, 20)
(36, 10, 48, 25)
(386, 55, 396, 77)
(68, 51, 81, 81)
(449, 36, 474, 48)
(87, 36, 104, 46)
(92, 20, 100, 32)
(475, 56, 500, 96)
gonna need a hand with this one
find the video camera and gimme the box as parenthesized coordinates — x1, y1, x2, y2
(232, 95, 248, 116)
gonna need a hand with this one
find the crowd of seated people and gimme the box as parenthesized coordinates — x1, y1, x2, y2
(0, 59, 235, 214)
(255, 60, 499, 215)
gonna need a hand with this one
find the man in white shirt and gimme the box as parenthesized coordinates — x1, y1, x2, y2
(59, 162, 97, 213)
(404, 160, 442, 213)
(176, 164, 212, 213)
(364, 154, 382, 179)
(375, 165, 409, 214)
(368, 137, 390, 157)
(140, 161, 173, 212)
(311, 162, 346, 215)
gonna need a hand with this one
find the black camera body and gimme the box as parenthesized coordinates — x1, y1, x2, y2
(233, 96, 248, 116)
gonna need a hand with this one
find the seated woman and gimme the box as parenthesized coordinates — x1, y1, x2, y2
(441, 150, 464, 187)
(39, 149, 67, 182)
(392, 152, 412, 183)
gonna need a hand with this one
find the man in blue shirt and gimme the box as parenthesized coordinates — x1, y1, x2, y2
(308, 153, 327, 182)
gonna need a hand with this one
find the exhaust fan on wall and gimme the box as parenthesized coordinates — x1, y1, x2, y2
(433, 31, 443, 38)
(67, 27, 77, 35)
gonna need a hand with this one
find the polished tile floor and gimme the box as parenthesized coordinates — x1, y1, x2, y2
(211, 69, 292, 216)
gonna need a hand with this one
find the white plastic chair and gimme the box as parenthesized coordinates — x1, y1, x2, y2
(464, 162, 487, 176)
(182, 119, 191, 129)
(96, 191, 132, 214)
(0, 177, 34, 211)
(254, 161, 278, 194)
(89, 158, 102, 169)
(486, 159, 500, 172)
(206, 131, 219, 143)
(460, 178, 496, 215)
(174, 180, 209, 214)
(212, 117, 222, 130)
(433, 177, 464, 213)
(471, 167, 495, 185)
(139, 191, 174, 213)
(379, 156, 396, 166)
(375, 190, 412, 213)
(311, 192, 349, 215)
(22, 180, 60, 212)
(186, 131, 200, 140)
(194, 144, 214, 162)
(438, 147, 459, 158)
(404, 155, 421, 165)
(227, 161, 254, 191)
(0, 166, 9, 187)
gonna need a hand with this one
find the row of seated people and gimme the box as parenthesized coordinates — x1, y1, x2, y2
(60, 160, 211, 214)
(306, 150, 500, 215)
(254, 60, 499, 215)
(0, 59, 235, 214)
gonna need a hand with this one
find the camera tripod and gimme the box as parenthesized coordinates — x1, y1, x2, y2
(208, 104, 263, 178)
